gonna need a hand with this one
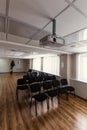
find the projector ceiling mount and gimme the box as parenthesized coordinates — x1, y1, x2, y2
(40, 19, 65, 47)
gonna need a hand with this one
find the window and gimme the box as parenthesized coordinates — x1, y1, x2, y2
(43, 56, 60, 75)
(77, 54, 87, 81)
(33, 58, 41, 71)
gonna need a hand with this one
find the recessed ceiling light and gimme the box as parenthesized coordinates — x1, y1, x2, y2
(70, 45, 76, 47)
(11, 49, 17, 52)
(70, 44, 81, 48)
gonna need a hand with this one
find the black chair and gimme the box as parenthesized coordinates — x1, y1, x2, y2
(43, 80, 60, 105)
(43, 73, 50, 81)
(29, 83, 49, 116)
(16, 78, 29, 100)
(58, 87, 68, 100)
(28, 69, 33, 72)
(43, 80, 52, 92)
(36, 75, 43, 83)
(53, 79, 68, 100)
(23, 75, 29, 83)
(52, 79, 60, 89)
(50, 75, 56, 80)
(28, 72, 38, 84)
(61, 78, 75, 96)
(52, 79, 69, 103)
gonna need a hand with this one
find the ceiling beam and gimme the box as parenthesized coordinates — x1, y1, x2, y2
(0, 13, 6, 18)
(0, 40, 71, 54)
(5, 0, 10, 40)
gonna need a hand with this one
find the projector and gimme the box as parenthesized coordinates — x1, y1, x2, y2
(40, 35, 65, 47)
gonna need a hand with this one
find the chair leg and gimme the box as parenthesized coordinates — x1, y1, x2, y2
(74, 90, 75, 96)
(35, 100, 37, 116)
(27, 89, 30, 98)
(41, 101, 43, 108)
(30, 97, 32, 109)
(57, 94, 60, 104)
(47, 98, 49, 110)
(16, 89, 18, 100)
(66, 93, 68, 100)
(51, 97, 53, 105)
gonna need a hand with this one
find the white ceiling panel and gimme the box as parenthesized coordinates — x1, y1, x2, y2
(0, 0, 6, 14)
(43, 22, 52, 35)
(55, 7, 87, 36)
(68, 0, 74, 2)
(58, 42, 87, 53)
(9, 0, 67, 28)
(8, 34, 28, 44)
(0, 17, 5, 32)
(75, 0, 87, 16)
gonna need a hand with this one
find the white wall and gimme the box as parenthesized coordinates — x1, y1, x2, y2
(71, 54, 77, 79)
(29, 59, 33, 69)
(0, 58, 28, 73)
(0, 59, 10, 72)
(71, 79, 87, 99)
(70, 54, 87, 100)
(13, 59, 28, 72)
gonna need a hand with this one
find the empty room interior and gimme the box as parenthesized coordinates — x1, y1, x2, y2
(0, 0, 87, 130)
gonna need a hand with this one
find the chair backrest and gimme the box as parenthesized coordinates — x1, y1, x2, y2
(36, 75, 43, 82)
(61, 78, 68, 86)
(43, 80, 52, 91)
(23, 75, 29, 80)
(52, 79, 60, 88)
(29, 83, 41, 93)
(17, 78, 26, 85)
(28, 69, 33, 72)
(50, 75, 56, 80)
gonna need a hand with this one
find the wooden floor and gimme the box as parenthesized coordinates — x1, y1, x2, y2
(0, 73, 87, 130)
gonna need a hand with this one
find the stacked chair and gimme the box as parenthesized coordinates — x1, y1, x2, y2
(29, 83, 49, 116)
(60, 78, 75, 96)
(16, 78, 29, 100)
(52, 79, 68, 101)
(43, 80, 60, 105)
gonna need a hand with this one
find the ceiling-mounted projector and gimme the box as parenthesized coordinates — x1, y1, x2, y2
(39, 19, 65, 47)
(40, 34, 65, 47)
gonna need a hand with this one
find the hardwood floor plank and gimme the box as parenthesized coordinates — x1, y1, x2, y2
(0, 79, 7, 130)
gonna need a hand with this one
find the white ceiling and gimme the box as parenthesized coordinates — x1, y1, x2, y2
(0, 0, 6, 14)
(0, 0, 87, 59)
(9, 0, 67, 28)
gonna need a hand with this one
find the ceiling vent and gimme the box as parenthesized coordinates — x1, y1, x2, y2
(40, 19, 65, 47)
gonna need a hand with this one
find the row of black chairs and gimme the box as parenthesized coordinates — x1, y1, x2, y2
(16, 78, 75, 116)
(23, 71, 56, 84)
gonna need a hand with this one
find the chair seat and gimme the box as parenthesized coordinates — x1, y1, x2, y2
(17, 85, 28, 90)
(46, 89, 58, 97)
(65, 86, 75, 91)
(33, 93, 47, 102)
(58, 87, 67, 94)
